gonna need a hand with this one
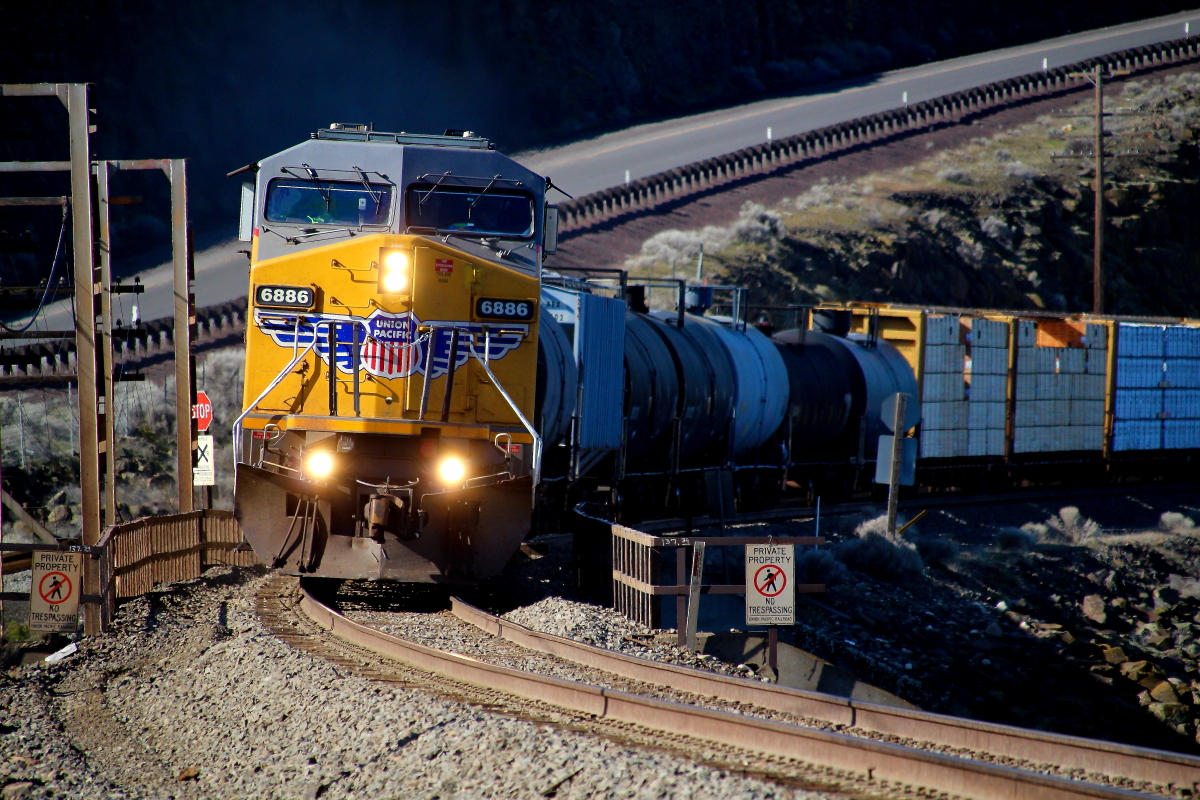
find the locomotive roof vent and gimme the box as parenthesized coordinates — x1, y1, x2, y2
(314, 125, 494, 150)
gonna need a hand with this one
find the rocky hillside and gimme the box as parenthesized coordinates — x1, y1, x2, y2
(629, 71, 1200, 319)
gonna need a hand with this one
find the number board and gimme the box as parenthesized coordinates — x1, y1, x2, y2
(475, 297, 535, 322)
(256, 284, 315, 309)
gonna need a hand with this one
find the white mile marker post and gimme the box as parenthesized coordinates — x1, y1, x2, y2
(684, 541, 706, 651)
(885, 393, 908, 539)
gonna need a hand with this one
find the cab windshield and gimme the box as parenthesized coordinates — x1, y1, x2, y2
(405, 185, 534, 238)
(265, 179, 392, 226)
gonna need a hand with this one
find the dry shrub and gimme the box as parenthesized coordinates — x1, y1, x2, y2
(911, 537, 958, 566)
(627, 201, 785, 272)
(1021, 522, 1052, 542)
(1047, 506, 1101, 543)
(796, 549, 847, 587)
(1003, 161, 1037, 182)
(1159, 511, 1197, 534)
(834, 532, 924, 581)
(936, 167, 973, 185)
(832, 514, 925, 581)
(853, 514, 893, 539)
(836, 509, 878, 537)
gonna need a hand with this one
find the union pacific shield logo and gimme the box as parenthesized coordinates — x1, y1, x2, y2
(255, 308, 527, 380)
(361, 311, 419, 378)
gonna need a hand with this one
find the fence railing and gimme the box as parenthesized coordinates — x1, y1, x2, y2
(557, 35, 1200, 234)
(96, 509, 253, 630)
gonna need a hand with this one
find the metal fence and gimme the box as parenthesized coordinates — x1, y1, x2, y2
(96, 510, 253, 630)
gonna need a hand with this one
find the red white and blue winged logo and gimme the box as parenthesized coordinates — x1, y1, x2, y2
(254, 308, 528, 380)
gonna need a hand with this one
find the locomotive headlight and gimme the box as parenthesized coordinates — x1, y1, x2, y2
(306, 451, 334, 478)
(437, 457, 465, 484)
(379, 250, 410, 294)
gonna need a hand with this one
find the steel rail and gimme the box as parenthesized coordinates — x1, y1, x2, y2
(449, 597, 1200, 792)
(295, 584, 1163, 800)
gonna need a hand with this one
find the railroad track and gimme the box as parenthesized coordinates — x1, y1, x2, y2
(257, 574, 1199, 800)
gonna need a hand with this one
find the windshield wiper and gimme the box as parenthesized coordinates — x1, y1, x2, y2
(467, 174, 502, 218)
(281, 164, 333, 208)
(419, 172, 452, 208)
(301, 164, 332, 208)
(285, 228, 358, 245)
(351, 165, 382, 209)
(439, 232, 530, 260)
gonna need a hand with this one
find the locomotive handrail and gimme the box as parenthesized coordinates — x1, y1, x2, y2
(466, 338, 542, 488)
(232, 331, 321, 468)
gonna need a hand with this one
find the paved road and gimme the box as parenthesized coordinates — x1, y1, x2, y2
(26, 9, 1200, 331)
(516, 9, 1200, 197)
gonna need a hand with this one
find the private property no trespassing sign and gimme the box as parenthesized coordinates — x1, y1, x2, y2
(745, 544, 794, 626)
(30, 550, 82, 633)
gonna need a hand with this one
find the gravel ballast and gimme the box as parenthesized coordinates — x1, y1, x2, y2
(0, 567, 827, 800)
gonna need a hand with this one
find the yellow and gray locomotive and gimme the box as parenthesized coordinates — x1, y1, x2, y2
(234, 125, 559, 584)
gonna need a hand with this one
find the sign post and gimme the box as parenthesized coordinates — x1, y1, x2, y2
(745, 544, 795, 675)
(876, 392, 916, 539)
(29, 550, 82, 632)
(191, 391, 215, 498)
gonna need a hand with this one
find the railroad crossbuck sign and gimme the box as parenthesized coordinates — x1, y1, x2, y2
(194, 434, 215, 486)
(745, 545, 795, 626)
(30, 550, 82, 632)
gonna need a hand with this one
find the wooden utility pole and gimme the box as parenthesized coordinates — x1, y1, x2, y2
(1052, 66, 1135, 315)
(1091, 69, 1106, 315)
(170, 159, 196, 512)
(94, 160, 117, 528)
(66, 83, 104, 635)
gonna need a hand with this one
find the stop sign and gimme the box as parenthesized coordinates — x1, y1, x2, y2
(192, 390, 213, 432)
